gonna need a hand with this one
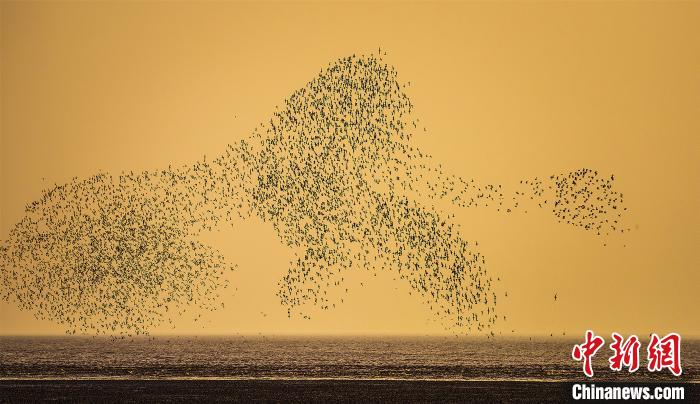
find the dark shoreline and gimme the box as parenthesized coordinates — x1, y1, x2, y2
(0, 380, 697, 403)
(0, 380, 566, 403)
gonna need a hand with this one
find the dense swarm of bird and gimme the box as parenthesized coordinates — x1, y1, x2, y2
(0, 53, 629, 335)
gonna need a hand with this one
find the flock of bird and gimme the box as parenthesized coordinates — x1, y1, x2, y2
(0, 53, 629, 336)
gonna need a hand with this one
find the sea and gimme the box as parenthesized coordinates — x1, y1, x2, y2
(0, 336, 697, 402)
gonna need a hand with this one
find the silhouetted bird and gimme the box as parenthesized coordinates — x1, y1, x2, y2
(0, 52, 630, 336)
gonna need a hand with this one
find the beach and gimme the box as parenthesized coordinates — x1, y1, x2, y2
(0, 379, 577, 402)
(1, 336, 698, 402)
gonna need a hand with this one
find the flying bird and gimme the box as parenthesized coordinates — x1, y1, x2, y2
(0, 52, 630, 336)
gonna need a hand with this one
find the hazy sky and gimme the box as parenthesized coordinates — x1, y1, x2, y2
(1, 2, 698, 336)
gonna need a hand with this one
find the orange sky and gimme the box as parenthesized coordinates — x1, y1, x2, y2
(1, 2, 698, 336)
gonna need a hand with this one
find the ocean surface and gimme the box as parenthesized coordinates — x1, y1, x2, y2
(1, 336, 698, 383)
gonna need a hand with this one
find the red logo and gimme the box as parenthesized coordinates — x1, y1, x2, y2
(572, 330, 605, 377)
(647, 333, 682, 376)
(573, 331, 682, 377)
(609, 332, 641, 372)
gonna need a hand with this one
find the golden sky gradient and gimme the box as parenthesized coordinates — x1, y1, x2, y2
(1, 2, 698, 336)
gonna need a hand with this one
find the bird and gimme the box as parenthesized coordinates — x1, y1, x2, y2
(0, 52, 630, 337)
